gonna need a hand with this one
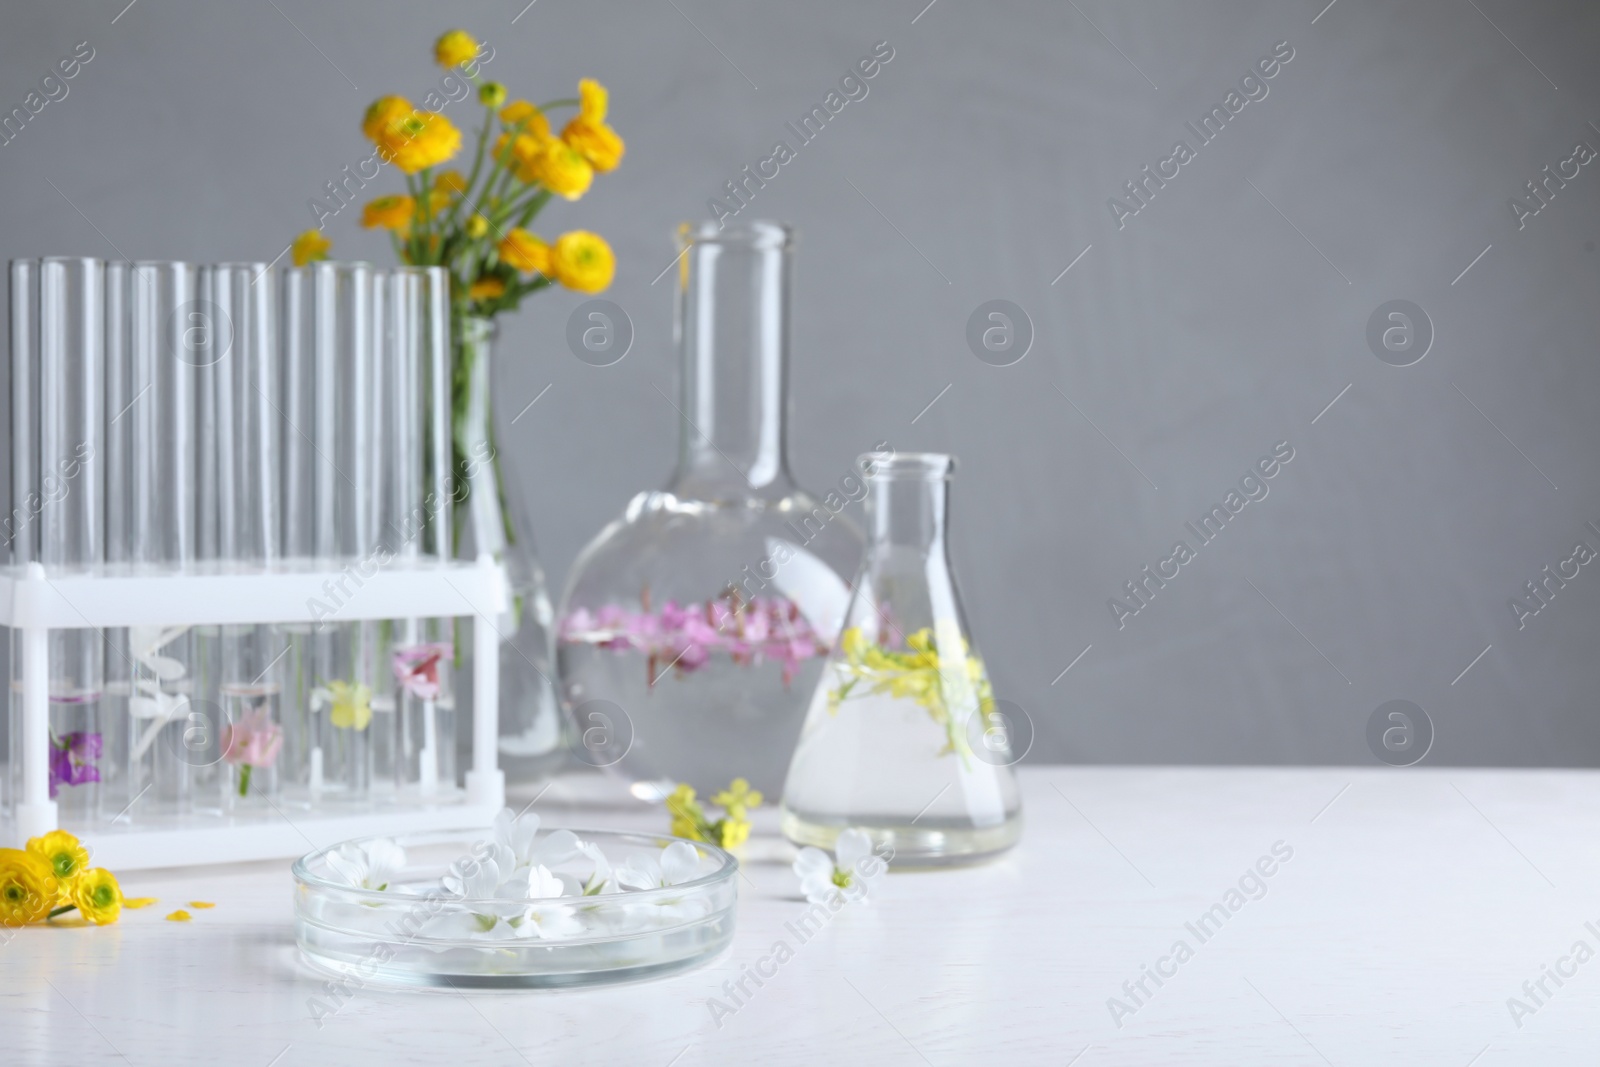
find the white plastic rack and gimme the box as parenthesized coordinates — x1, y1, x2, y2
(0, 556, 508, 869)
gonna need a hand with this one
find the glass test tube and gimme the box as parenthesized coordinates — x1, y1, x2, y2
(201, 264, 283, 811)
(123, 261, 199, 817)
(9, 258, 107, 822)
(380, 268, 454, 797)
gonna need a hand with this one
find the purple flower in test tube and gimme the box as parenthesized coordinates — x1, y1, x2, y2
(48, 731, 103, 798)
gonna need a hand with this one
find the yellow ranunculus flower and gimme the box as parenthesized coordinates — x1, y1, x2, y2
(291, 229, 331, 267)
(499, 100, 552, 140)
(577, 78, 609, 123)
(362, 95, 412, 141)
(493, 131, 549, 183)
(361, 194, 415, 231)
(535, 141, 594, 200)
(375, 109, 462, 175)
(328, 681, 372, 731)
(73, 868, 122, 925)
(465, 214, 490, 239)
(468, 276, 506, 301)
(562, 116, 624, 172)
(498, 228, 551, 275)
(478, 82, 506, 108)
(26, 829, 89, 886)
(552, 231, 615, 292)
(434, 29, 478, 70)
(434, 169, 469, 195)
(0, 848, 57, 926)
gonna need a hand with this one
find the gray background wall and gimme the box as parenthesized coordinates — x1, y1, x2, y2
(3, 0, 1597, 766)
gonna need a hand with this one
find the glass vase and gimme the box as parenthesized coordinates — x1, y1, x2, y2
(451, 315, 562, 782)
(780, 453, 1022, 866)
(555, 221, 865, 797)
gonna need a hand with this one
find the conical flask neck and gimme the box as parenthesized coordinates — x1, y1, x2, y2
(866, 453, 953, 553)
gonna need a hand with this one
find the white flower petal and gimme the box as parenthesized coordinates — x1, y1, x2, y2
(526, 863, 565, 899)
(834, 828, 873, 870)
(792, 847, 833, 881)
(532, 829, 581, 868)
(659, 841, 701, 886)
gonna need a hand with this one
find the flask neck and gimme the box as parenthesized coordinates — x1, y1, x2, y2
(866, 454, 954, 555)
(668, 222, 794, 500)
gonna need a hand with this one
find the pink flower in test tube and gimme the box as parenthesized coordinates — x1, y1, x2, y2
(392, 642, 454, 701)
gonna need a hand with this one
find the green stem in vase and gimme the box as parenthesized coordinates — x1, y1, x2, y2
(239, 764, 252, 797)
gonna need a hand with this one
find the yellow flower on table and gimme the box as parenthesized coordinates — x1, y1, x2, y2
(711, 778, 763, 819)
(434, 29, 478, 70)
(499, 228, 551, 276)
(291, 229, 330, 267)
(328, 681, 373, 731)
(718, 817, 751, 849)
(73, 869, 122, 925)
(0, 848, 58, 926)
(551, 231, 614, 293)
(26, 828, 88, 886)
(361, 194, 415, 231)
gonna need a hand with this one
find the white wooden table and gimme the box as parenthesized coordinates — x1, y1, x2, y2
(3, 766, 1596, 1065)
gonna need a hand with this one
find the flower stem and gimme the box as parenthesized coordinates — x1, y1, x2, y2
(238, 764, 252, 797)
(47, 904, 77, 919)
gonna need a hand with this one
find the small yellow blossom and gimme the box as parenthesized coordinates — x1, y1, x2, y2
(328, 681, 373, 731)
(535, 141, 594, 200)
(718, 817, 751, 850)
(464, 214, 490, 239)
(362, 95, 412, 140)
(361, 194, 415, 231)
(434, 29, 479, 70)
(498, 228, 551, 275)
(0, 849, 57, 926)
(551, 230, 614, 293)
(434, 169, 469, 195)
(562, 79, 622, 172)
(73, 869, 122, 925)
(371, 108, 462, 175)
(562, 116, 624, 172)
(166, 909, 192, 922)
(499, 100, 552, 140)
(478, 82, 507, 108)
(577, 78, 609, 123)
(711, 778, 763, 818)
(468, 276, 506, 301)
(26, 829, 89, 885)
(291, 229, 331, 267)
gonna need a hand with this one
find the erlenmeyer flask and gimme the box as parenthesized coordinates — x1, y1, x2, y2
(780, 453, 1022, 866)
